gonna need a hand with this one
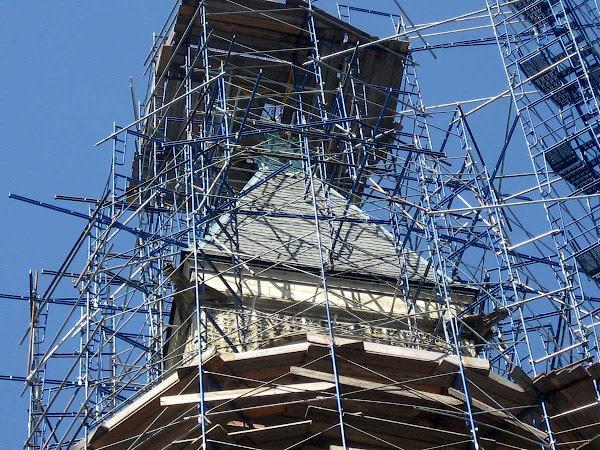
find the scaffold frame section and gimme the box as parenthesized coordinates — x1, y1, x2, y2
(4, 0, 600, 448)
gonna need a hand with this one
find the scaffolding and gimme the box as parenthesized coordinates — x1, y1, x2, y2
(6, 0, 600, 448)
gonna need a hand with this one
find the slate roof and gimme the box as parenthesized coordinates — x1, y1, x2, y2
(198, 169, 435, 283)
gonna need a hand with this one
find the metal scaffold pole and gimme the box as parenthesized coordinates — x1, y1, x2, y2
(6, 1, 600, 448)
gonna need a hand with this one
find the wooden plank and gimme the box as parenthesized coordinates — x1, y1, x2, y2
(221, 341, 309, 363)
(488, 368, 528, 394)
(306, 405, 470, 445)
(204, 0, 370, 43)
(437, 354, 490, 374)
(363, 340, 446, 364)
(463, 368, 538, 410)
(306, 343, 444, 378)
(284, 397, 423, 423)
(160, 381, 334, 406)
(290, 365, 462, 406)
(156, 45, 175, 75)
(300, 353, 453, 389)
(306, 333, 364, 350)
(219, 341, 309, 373)
(533, 373, 555, 394)
(203, 20, 304, 46)
(222, 364, 293, 384)
(128, 418, 201, 450)
(208, 13, 301, 36)
(511, 364, 535, 392)
(311, 420, 417, 449)
(206, 4, 307, 29)
(308, 415, 453, 449)
(228, 420, 311, 444)
(448, 387, 548, 441)
(587, 362, 600, 380)
(81, 363, 201, 449)
(206, 0, 307, 16)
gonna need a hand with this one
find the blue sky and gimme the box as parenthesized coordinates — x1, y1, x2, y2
(0, 2, 168, 446)
(0, 1, 522, 447)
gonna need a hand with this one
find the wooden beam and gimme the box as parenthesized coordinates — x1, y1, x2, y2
(360, 341, 490, 374)
(228, 420, 311, 444)
(221, 342, 309, 363)
(306, 333, 364, 350)
(438, 354, 490, 374)
(307, 405, 470, 442)
(448, 387, 548, 441)
(160, 382, 334, 406)
(290, 366, 462, 406)
(78, 363, 202, 449)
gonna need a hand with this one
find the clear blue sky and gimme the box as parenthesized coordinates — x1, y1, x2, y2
(0, 1, 520, 447)
(0, 2, 169, 446)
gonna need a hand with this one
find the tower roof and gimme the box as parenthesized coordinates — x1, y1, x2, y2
(198, 169, 436, 283)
